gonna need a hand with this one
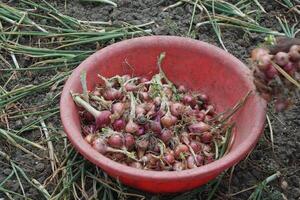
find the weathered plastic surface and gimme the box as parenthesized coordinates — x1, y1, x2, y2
(60, 36, 267, 193)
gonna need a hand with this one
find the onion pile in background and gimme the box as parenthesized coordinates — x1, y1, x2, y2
(251, 44, 300, 111)
(71, 53, 243, 171)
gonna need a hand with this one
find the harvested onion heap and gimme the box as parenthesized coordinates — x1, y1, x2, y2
(251, 45, 300, 111)
(72, 54, 244, 171)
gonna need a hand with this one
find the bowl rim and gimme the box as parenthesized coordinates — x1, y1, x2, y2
(60, 35, 267, 181)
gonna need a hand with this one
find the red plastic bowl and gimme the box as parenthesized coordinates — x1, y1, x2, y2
(60, 36, 266, 193)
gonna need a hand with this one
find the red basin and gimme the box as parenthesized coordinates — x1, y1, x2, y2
(60, 36, 266, 193)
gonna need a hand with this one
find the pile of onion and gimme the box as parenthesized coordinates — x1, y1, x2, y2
(251, 45, 300, 112)
(72, 54, 241, 171)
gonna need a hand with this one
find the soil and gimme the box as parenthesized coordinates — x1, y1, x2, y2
(0, 0, 299, 200)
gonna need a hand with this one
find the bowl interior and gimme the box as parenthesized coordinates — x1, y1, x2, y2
(60, 36, 266, 193)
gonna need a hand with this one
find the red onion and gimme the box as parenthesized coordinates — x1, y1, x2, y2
(82, 124, 96, 135)
(173, 162, 185, 171)
(160, 113, 177, 128)
(170, 102, 184, 117)
(85, 134, 96, 144)
(112, 119, 126, 131)
(159, 129, 173, 143)
(180, 132, 190, 145)
(73, 96, 111, 130)
(124, 133, 135, 150)
(190, 141, 201, 153)
(195, 154, 204, 166)
(147, 120, 162, 135)
(139, 77, 149, 83)
(188, 122, 211, 133)
(122, 74, 131, 81)
(146, 104, 156, 117)
(107, 134, 123, 149)
(201, 132, 213, 144)
(187, 155, 197, 169)
(136, 105, 146, 117)
(178, 85, 187, 93)
(112, 102, 125, 116)
(137, 126, 145, 136)
(257, 54, 272, 70)
(163, 87, 173, 99)
(163, 153, 175, 165)
(125, 119, 139, 134)
(174, 144, 189, 159)
(92, 138, 108, 154)
(136, 140, 149, 158)
(265, 65, 278, 79)
(125, 82, 137, 92)
(274, 52, 289, 66)
(196, 111, 206, 121)
(198, 93, 208, 102)
(83, 112, 94, 122)
(103, 88, 122, 101)
(182, 95, 196, 107)
(205, 155, 215, 164)
(154, 97, 161, 107)
(139, 92, 150, 101)
(289, 45, 300, 61)
(251, 47, 269, 61)
(205, 105, 215, 115)
(283, 62, 295, 74)
(92, 89, 101, 97)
